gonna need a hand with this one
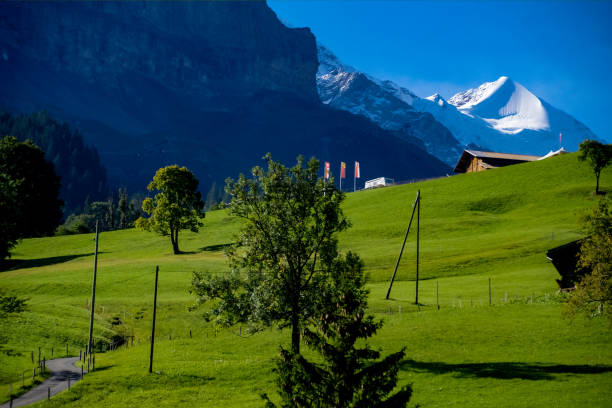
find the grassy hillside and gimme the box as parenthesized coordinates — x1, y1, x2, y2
(0, 153, 610, 407)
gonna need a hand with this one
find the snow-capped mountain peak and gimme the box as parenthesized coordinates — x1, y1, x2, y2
(449, 76, 550, 134)
(426, 93, 447, 107)
(316, 44, 600, 164)
(317, 44, 356, 76)
(449, 76, 509, 108)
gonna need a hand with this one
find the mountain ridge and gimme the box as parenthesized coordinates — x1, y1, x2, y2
(0, 2, 449, 191)
(316, 46, 601, 163)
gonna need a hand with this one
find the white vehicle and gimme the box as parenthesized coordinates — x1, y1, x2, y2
(364, 177, 394, 189)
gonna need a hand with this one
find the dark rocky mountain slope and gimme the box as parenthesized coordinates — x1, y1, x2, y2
(0, 1, 449, 190)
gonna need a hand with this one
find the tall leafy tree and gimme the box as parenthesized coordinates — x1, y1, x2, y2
(191, 154, 348, 354)
(136, 165, 205, 254)
(578, 139, 612, 194)
(0, 172, 21, 261)
(565, 198, 612, 320)
(263, 252, 412, 408)
(0, 136, 63, 238)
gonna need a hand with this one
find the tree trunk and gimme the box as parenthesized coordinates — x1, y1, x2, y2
(291, 311, 300, 354)
(170, 228, 180, 254)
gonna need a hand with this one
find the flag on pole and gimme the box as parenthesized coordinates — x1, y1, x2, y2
(340, 162, 346, 179)
(324, 162, 330, 179)
(354, 161, 360, 178)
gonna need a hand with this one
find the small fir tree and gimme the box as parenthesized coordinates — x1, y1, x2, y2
(263, 252, 413, 408)
(118, 188, 129, 229)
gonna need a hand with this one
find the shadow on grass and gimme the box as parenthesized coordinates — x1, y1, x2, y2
(400, 359, 612, 380)
(86, 365, 114, 374)
(0, 253, 99, 272)
(199, 243, 233, 252)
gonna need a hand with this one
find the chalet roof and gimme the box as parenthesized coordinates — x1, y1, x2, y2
(453, 149, 540, 173)
(465, 150, 541, 161)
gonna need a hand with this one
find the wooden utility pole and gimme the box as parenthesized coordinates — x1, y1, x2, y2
(87, 220, 100, 362)
(415, 190, 421, 305)
(149, 266, 159, 373)
(386, 190, 420, 300)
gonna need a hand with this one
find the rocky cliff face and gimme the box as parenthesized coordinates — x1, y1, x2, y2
(0, 1, 449, 190)
(1, 1, 318, 109)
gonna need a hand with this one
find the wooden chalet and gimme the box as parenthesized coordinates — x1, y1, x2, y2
(454, 150, 540, 173)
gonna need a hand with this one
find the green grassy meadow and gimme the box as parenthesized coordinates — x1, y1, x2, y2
(0, 153, 611, 407)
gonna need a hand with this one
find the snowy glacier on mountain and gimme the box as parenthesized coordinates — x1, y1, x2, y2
(317, 45, 600, 163)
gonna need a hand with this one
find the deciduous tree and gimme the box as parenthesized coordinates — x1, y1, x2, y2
(191, 154, 348, 353)
(565, 198, 612, 320)
(578, 139, 612, 194)
(136, 165, 205, 254)
(0, 136, 62, 261)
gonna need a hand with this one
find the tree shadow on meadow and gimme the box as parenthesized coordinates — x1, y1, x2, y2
(199, 243, 233, 252)
(400, 359, 612, 381)
(172, 243, 233, 255)
(0, 253, 99, 272)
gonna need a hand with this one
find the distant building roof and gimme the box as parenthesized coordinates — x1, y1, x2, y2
(454, 150, 540, 173)
(538, 147, 569, 160)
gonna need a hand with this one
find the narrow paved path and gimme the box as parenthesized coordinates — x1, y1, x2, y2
(1, 357, 86, 408)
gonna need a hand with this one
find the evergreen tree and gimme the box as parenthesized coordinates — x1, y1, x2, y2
(106, 197, 115, 230)
(263, 252, 412, 408)
(118, 188, 129, 229)
(0, 111, 108, 214)
(205, 181, 218, 210)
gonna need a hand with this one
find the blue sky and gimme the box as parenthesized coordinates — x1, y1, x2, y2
(268, 0, 612, 140)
